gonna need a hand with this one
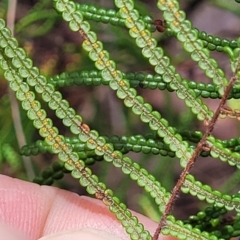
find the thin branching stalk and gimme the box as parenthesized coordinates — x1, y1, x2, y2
(153, 75, 237, 239)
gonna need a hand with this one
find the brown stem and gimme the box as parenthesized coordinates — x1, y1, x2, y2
(153, 76, 236, 240)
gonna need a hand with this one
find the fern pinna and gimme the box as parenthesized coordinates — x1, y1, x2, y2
(1, 0, 240, 239)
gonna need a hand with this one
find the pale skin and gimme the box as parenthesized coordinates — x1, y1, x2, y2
(0, 174, 178, 240)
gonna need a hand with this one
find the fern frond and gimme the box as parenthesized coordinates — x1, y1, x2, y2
(157, 0, 228, 95)
(182, 174, 240, 212)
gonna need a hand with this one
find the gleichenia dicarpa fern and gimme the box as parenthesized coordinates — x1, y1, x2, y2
(1, 0, 240, 239)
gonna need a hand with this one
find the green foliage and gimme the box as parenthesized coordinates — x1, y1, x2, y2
(1, 0, 240, 239)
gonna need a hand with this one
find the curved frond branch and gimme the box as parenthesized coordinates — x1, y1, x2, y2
(182, 174, 240, 212)
(48, 70, 240, 99)
(75, 3, 156, 32)
(114, 0, 213, 122)
(207, 136, 240, 168)
(163, 215, 218, 240)
(157, 0, 228, 95)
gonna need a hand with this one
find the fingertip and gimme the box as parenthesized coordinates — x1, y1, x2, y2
(0, 221, 28, 240)
(38, 228, 124, 240)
